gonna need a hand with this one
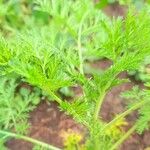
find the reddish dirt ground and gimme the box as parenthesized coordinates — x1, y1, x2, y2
(7, 101, 85, 150)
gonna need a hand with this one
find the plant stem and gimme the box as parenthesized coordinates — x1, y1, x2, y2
(0, 130, 62, 150)
(110, 124, 137, 150)
(94, 77, 116, 121)
(78, 26, 83, 75)
(77, 12, 89, 75)
(94, 92, 106, 120)
(43, 86, 62, 104)
(49, 90, 62, 104)
(103, 100, 146, 130)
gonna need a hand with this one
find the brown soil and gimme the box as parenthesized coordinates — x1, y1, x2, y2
(103, 2, 127, 17)
(7, 101, 85, 150)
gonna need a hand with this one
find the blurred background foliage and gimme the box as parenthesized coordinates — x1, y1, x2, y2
(0, 0, 150, 82)
(0, 0, 50, 36)
(96, 0, 150, 9)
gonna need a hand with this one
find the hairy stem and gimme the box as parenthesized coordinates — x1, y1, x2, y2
(0, 130, 62, 150)
(110, 124, 137, 150)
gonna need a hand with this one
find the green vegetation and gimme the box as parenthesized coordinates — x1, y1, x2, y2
(0, 0, 150, 150)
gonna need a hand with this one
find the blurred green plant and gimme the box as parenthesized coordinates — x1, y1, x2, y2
(129, 56, 150, 82)
(96, 0, 148, 9)
(0, 0, 51, 36)
(0, 76, 41, 148)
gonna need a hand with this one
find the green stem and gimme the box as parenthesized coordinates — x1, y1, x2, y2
(49, 91, 62, 104)
(110, 124, 137, 150)
(94, 76, 117, 121)
(77, 12, 89, 75)
(94, 92, 106, 120)
(103, 100, 146, 130)
(78, 26, 83, 75)
(0, 130, 61, 150)
(43, 86, 62, 104)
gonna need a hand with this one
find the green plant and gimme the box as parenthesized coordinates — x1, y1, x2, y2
(121, 86, 150, 134)
(0, 0, 150, 150)
(96, 0, 150, 9)
(0, 76, 41, 148)
(0, 0, 51, 36)
(128, 56, 150, 82)
(60, 129, 84, 150)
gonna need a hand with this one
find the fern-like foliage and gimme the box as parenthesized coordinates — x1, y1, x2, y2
(0, 76, 41, 148)
(0, 0, 150, 150)
(122, 87, 150, 134)
(60, 98, 89, 125)
(0, 77, 40, 133)
(136, 102, 150, 134)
